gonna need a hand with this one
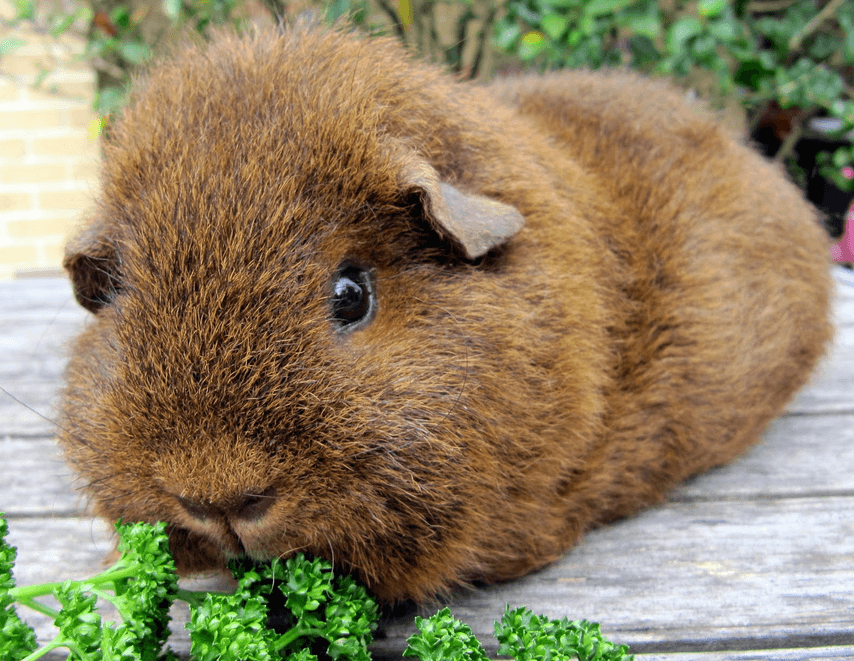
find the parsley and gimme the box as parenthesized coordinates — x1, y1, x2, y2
(2, 514, 632, 661)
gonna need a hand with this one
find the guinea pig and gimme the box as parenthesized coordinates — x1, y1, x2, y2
(58, 21, 833, 603)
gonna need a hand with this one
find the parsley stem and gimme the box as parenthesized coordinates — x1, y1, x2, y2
(21, 640, 64, 661)
(272, 624, 322, 652)
(13, 594, 60, 619)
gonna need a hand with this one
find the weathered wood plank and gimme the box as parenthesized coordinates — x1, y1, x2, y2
(374, 495, 854, 657)
(668, 413, 854, 501)
(0, 439, 83, 515)
(0, 277, 86, 436)
(787, 325, 854, 415)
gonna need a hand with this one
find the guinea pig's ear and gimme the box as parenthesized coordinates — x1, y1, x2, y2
(63, 220, 121, 314)
(399, 160, 524, 260)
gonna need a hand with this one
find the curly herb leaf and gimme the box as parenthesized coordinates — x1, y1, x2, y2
(404, 607, 490, 661)
(4, 514, 632, 661)
(495, 605, 634, 661)
(0, 515, 38, 661)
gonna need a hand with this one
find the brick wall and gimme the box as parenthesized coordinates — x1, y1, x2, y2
(0, 14, 100, 280)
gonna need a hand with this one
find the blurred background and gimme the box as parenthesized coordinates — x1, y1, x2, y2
(1, 0, 852, 279)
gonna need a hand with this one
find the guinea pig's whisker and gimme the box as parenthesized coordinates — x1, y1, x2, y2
(275, 542, 310, 564)
(83, 472, 129, 490)
(0, 385, 69, 434)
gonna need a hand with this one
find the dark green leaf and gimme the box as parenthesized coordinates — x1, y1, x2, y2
(494, 21, 522, 50)
(582, 0, 632, 18)
(118, 41, 151, 65)
(666, 17, 703, 54)
(627, 35, 660, 68)
(698, 0, 725, 18)
(541, 14, 569, 41)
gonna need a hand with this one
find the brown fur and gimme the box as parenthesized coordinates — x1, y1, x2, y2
(59, 23, 833, 603)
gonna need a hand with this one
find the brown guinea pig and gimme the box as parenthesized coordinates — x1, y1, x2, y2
(59, 22, 833, 603)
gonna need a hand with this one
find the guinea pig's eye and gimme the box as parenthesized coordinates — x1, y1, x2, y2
(331, 265, 375, 329)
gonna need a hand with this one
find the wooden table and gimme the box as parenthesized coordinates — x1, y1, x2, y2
(2, 269, 853, 660)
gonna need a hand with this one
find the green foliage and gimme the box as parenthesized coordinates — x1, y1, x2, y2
(2, 514, 633, 661)
(0, 516, 38, 661)
(0, 0, 250, 119)
(1, 514, 380, 661)
(4, 517, 179, 661)
(494, 0, 854, 189)
(495, 605, 633, 661)
(190, 555, 379, 661)
(81, 0, 247, 116)
(405, 605, 633, 661)
(187, 588, 276, 661)
(404, 607, 490, 661)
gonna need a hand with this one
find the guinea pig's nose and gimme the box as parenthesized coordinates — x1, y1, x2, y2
(177, 487, 277, 521)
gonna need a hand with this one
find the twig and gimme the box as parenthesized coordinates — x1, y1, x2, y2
(788, 0, 845, 54)
(376, 0, 406, 42)
(471, 3, 497, 79)
(428, 1, 441, 61)
(452, 9, 475, 74)
(774, 107, 819, 163)
(257, 0, 288, 22)
(747, 0, 800, 13)
(90, 56, 127, 81)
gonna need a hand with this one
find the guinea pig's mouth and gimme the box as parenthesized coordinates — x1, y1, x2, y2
(165, 488, 302, 566)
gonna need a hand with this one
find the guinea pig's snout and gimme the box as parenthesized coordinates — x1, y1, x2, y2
(176, 486, 278, 522)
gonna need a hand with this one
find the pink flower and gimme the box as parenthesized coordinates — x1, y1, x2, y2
(831, 201, 854, 264)
(843, 166, 854, 180)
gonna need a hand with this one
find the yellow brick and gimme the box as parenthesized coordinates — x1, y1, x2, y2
(52, 81, 95, 102)
(6, 217, 73, 238)
(0, 191, 34, 212)
(0, 79, 22, 102)
(69, 106, 98, 129)
(14, 32, 84, 57)
(0, 138, 27, 160)
(38, 188, 93, 210)
(42, 239, 68, 263)
(32, 133, 92, 157)
(0, 244, 38, 264)
(0, 54, 50, 79)
(1, 108, 65, 130)
(27, 80, 93, 103)
(70, 160, 101, 181)
(0, 163, 66, 185)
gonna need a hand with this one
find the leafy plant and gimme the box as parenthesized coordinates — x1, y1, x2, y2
(2, 513, 633, 661)
(405, 605, 634, 661)
(1, 513, 379, 661)
(0, 0, 255, 119)
(494, 605, 632, 661)
(494, 0, 854, 189)
(2, 516, 179, 661)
